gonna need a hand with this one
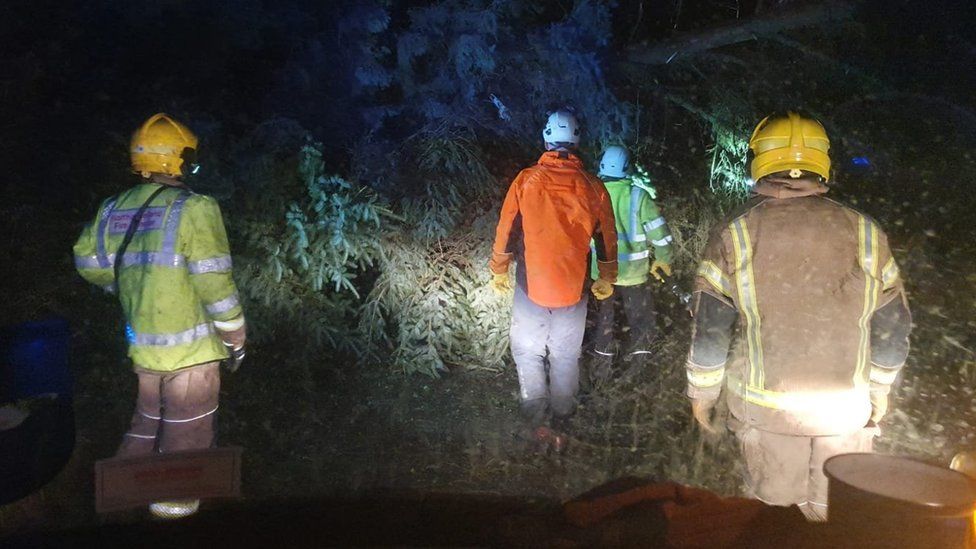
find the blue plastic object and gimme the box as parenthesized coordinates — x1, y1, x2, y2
(0, 317, 76, 504)
(852, 156, 871, 167)
(0, 317, 73, 403)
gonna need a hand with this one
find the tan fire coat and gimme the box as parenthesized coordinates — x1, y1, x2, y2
(686, 178, 910, 436)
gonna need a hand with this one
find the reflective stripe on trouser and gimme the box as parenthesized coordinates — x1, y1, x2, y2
(732, 424, 874, 519)
(592, 283, 657, 356)
(116, 361, 221, 457)
(510, 287, 586, 418)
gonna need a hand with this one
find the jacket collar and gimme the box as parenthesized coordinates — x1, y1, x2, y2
(537, 150, 584, 169)
(753, 176, 828, 199)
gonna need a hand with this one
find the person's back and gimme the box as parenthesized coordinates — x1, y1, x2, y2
(498, 151, 612, 308)
(75, 182, 242, 371)
(490, 109, 617, 445)
(717, 190, 901, 435)
(73, 113, 245, 519)
(586, 146, 674, 376)
(685, 112, 911, 522)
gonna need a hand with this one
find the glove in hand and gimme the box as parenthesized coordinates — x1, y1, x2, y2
(591, 278, 614, 300)
(650, 260, 672, 282)
(490, 272, 513, 294)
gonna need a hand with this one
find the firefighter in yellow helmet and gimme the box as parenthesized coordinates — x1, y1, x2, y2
(73, 114, 247, 519)
(685, 112, 912, 522)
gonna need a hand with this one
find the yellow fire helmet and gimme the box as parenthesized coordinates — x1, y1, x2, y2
(748, 112, 831, 182)
(130, 113, 199, 178)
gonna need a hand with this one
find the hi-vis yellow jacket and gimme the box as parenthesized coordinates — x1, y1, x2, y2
(74, 183, 245, 372)
(685, 178, 911, 436)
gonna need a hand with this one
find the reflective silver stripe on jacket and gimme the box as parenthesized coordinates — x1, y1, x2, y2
(75, 252, 185, 269)
(620, 250, 650, 262)
(75, 255, 104, 270)
(95, 198, 118, 268)
(131, 323, 214, 347)
(629, 186, 642, 237)
(651, 235, 673, 247)
(643, 216, 666, 232)
(161, 191, 191, 254)
(121, 251, 185, 268)
(630, 233, 647, 243)
(188, 255, 233, 274)
(205, 293, 240, 316)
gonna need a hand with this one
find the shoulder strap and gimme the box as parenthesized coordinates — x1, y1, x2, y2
(112, 185, 170, 294)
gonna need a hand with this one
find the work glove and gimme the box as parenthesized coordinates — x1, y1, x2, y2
(222, 342, 246, 373)
(650, 260, 672, 282)
(591, 278, 614, 300)
(490, 272, 513, 294)
(869, 390, 888, 424)
(691, 397, 719, 434)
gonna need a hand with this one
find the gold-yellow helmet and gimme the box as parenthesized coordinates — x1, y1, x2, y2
(130, 113, 199, 178)
(748, 112, 830, 182)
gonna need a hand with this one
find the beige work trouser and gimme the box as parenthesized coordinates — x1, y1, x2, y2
(734, 425, 876, 522)
(116, 361, 220, 457)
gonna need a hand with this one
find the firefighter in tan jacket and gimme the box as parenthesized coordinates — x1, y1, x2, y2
(686, 113, 912, 522)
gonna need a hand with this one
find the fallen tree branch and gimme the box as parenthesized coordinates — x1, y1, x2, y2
(626, 2, 855, 65)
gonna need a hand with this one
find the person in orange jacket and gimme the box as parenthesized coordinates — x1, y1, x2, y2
(490, 109, 618, 434)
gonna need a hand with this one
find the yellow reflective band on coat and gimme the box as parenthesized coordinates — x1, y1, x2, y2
(727, 376, 867, 416)
(881, 257, 900, 290)
(869, 364, 900, 385)
(687, 367, 725, 388)
(856, 215, 881, 386)
(730, 218, 765, 389)
(697, 260, 733, 298)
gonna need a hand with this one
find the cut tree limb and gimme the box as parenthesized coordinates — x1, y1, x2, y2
(626, 2, 856, 65)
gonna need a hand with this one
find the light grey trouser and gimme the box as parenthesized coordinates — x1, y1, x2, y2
(510, 287, 587, 421)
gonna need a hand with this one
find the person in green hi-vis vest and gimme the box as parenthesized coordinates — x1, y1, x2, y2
(73, 113, 247, 520)
(588, 145, 673, 384)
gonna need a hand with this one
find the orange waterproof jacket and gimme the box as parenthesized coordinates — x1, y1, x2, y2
(491, 151, 618, 308)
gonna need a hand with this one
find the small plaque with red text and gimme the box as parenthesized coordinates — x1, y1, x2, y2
(95, 447, 241, 513)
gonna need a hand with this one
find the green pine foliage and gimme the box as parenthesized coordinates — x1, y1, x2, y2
(363, 212, 511, 376)
(708, 124, 751, 203)
(364, 132, 511, 377)
(235, 142, 389, 353)
(237, 137, 512, 377)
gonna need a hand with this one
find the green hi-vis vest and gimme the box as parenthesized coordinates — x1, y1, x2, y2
(73, 183, 244, 372)
(591, 177, 673, 286)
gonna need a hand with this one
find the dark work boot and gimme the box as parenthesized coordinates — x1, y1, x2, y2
(548, 410, 574, 454)
(519, 398, 549, 428)
(587, 349, 615, 388)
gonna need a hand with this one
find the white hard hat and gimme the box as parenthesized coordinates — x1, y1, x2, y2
(599, 145, 630, 178)
(542, 110, 580, 149)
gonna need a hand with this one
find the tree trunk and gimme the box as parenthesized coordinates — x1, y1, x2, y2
(626, 2, 855, 65)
